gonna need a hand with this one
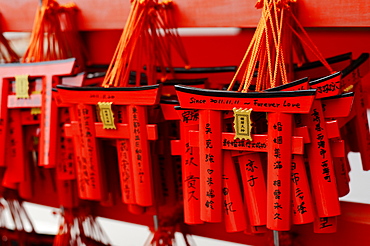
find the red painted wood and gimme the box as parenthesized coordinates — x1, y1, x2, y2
(116, 138, 136, 205)
(309, 72, 341, 99)
(56, 180, 80, 208)
(223, 151, 247, 232)
(351, 84, 370, 170)
(165, 106, 203, 225)
(0, 59, 75, 168)
(321, 94, 354, 119)
(74, 104, 106, 201)
(330, 140, 345, 158)
(180, 119, 203, 225)
(56, 85, 161, 105)
(58, 85, 161, 207)
(175, 86, 316, 113)
(2, 109, 25, 186)
(1, 0, 370, 244)
(302, 100, 341, 217)
(115, 105, 136, 205)
(266, 112, 292, 231)
(65, 122, 157, 140)
(199, 109, 222, 223)
(128, 105, 154, 207)
(18, 125, 37, 199)
(189, 131, 304, 155)
(291, 155, 314, 225)
(332, 156, 350, 198)
(56, 108, 76, 180)
(314, 216, 338, 233)
(2, 0, 370, 32)
(238, 153, 267, 227)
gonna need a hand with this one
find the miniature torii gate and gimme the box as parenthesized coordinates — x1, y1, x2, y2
(56, 84, 161, 206)
(174, 85, 316, 231)
(0, 59, 76, 199)
(340, 53, 370, 170)
(156, 57, 364, 234)
(0, 58, 76, 168)
(161, 100, 253, 232)
(270, 53, 370, 220)
(267, 72, 352, 232)
(164, 87, 353, 233)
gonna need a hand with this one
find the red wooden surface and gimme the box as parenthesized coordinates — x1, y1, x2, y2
(266, 113, 293, 231)
(1, 0, 370, 31)
(78, 28, 370, 71)
(1, 0, 370, 245)
(0, 59, 75, 169)
(238, 153, 267, 227)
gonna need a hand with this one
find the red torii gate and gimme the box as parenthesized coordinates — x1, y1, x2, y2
(56, 84, 161, 207)
(0, 58, 76, 168)
(174, 85, 316, 231)
(162, 91, 353, 234)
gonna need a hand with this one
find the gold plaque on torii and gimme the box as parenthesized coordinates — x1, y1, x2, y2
(97, 102, 116, 130)
(15, 74, 30, 99)
(233, 108, 253, 141)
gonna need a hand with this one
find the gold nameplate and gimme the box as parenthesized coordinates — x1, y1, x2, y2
(233, 108, 253, 141)
(31, 107, 41, 115)
(15, 75, 30, 99)
(97, 102, 116, 129)
(343, 85, 353, 92)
